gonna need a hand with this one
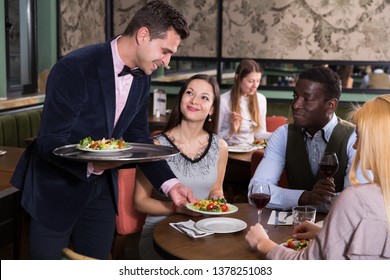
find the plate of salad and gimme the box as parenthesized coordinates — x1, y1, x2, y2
(252, 139, 267, 148)
(186, 198, 238, 215)
(283, 238, 310, 251)
(76, 137, 132, 153)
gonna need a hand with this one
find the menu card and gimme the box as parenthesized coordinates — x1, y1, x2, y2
(153, 88, 166, 116)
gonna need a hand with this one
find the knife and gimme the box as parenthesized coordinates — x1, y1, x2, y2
(274, 210, 280, 227)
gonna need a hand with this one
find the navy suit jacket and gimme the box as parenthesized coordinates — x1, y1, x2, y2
(11, 41, 176, 231)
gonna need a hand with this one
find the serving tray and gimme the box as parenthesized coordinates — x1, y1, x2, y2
(53, 143, 179, 163)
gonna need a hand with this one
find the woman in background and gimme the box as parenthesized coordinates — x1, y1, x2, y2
(245, 94, 390, 260)
(337, 65, 354, 89)
(218, 59, 271, 145)
(134, 74, 228, 259)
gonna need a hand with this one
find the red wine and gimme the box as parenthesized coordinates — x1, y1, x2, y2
(319, 163, 338, 178)
(250, 193, 270, 209)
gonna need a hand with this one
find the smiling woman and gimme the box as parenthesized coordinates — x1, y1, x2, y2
(133, 73, 229, 259)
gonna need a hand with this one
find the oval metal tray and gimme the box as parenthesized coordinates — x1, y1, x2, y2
(53, 143, 179, 163)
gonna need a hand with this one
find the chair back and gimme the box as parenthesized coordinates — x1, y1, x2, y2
(111, 168, 146, 259)
(150, 130, 162, 137)
(266, 116, 288, 132)
(250, 150, 288, 188)
(116, 168, 146, 235)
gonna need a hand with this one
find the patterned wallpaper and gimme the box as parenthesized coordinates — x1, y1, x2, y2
(222, 0, 390, 60)
(59, 0, 106, 56)
(59, 0, 390, 61)
(113, 0, 218, 57)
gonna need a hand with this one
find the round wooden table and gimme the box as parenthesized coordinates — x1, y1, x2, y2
(154, 203, 324, 260)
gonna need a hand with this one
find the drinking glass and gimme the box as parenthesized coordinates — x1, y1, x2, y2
(248, 181, 271, 226)
(292, 206, 317, 228)
(319, 152, 339, 180)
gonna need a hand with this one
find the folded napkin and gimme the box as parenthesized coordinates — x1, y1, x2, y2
(170, 220, 213, 239)
(267, 211, 293, 226)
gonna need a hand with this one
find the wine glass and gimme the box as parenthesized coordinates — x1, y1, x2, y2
(248, 181, 271, 226)
(319, 152, 339, 180)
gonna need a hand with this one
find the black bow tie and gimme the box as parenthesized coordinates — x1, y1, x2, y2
(118, 65, 145, 77)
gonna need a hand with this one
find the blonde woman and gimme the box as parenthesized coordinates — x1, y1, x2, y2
(218, 59, 271, 145)
(245, 94, 390, 260)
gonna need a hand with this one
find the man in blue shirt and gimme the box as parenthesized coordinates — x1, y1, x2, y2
(251, 66, 366, 212)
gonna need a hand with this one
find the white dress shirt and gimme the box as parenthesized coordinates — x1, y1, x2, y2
(218, 90, 271, 145)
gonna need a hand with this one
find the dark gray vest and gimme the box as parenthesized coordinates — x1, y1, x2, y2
(285, 118, 355, 192)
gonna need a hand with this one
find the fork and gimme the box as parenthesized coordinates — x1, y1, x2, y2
(279, 212, 293, 224)
(175, 224, 208, 236)
(241, 117, 258, 127)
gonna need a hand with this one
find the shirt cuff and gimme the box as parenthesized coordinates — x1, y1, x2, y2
(160, 178, 180, 196)
(87, 162, 104, 177)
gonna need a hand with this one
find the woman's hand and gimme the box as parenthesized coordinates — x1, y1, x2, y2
(245, 224, 278, 255)
(292, 221, 321, 240)
(229, 111, 242, 136)
(245, 224, 269, 249)
(208, 191, 224, 201)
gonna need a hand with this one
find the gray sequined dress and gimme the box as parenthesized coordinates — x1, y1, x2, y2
(138, 132, 221, 259)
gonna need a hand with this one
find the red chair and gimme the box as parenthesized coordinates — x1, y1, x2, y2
(266, 116, 288, 132)
(250, 150, 288, 188)
(150, 130, 162, 137)
(111, 168, 146, 259)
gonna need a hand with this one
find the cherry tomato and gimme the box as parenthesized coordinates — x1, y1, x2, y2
(90, 142, 100, 148)
(194, 202, 202, 207)
(287, 241, 295, 249)
(206, 203, 215, 211)
(221, 204, 228, 212)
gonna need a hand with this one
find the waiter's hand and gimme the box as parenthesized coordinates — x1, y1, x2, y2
(169, 183, 198, 206)
(92, 162, 123, 173)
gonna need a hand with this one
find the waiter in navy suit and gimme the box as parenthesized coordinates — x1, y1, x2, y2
(11, 0, 196, 259)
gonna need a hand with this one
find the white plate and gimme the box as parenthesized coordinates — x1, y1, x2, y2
(228, 145, 263, 153)
(195, 217, 247, 233)
(76, 144, 132, 153)
(186, 203, 238, 215)
(0, 150, 7, 156)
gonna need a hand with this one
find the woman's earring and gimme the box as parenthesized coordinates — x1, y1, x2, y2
(208, 115, 212, 122)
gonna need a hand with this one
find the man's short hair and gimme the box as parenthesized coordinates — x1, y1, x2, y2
(298, 66, 342, 100)
(123, 0, 190, 40)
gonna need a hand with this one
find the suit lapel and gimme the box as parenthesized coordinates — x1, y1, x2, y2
(98, 41, 116, 138)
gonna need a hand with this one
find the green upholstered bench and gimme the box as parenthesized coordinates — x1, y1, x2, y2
(0, 106, 43, 147)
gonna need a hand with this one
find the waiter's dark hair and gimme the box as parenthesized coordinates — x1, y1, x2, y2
(123, 0, 190, 40)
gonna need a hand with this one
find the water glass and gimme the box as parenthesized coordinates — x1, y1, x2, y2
(292, 206, 316, 228)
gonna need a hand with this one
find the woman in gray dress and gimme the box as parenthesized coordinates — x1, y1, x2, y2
(134, 74, 228, 259)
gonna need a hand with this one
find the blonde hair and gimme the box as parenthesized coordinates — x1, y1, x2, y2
(349, 94, 390, 229)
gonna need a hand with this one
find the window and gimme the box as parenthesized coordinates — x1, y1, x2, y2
(5, 0, 37, 96)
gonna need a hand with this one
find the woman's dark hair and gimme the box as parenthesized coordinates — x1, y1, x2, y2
(123, 0, 190, 40)
(298, 66, 342, 100)
(163, 74, 221, 134)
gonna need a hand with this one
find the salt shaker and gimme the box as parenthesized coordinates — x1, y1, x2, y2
(155, 109, 160, 118)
